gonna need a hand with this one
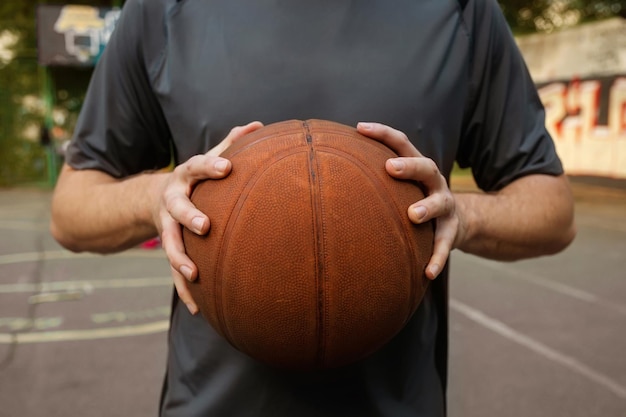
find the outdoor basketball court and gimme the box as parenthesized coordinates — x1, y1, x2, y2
(0, 181, 625, 417)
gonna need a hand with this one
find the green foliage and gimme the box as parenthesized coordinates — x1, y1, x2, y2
(498, 0, 625, 34)
(0, 0, 117, 186)
(0, 54, 45, 186)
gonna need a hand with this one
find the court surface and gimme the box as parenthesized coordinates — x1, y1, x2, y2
(0, 179, 624, 417)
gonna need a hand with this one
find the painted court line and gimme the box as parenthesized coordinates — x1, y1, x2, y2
(0, 277, 172, 294)
(459, 254, 626, 316)
(450, 298, 626, 400)
(0, 249, 165, 266)
(0, 320, 170, 344)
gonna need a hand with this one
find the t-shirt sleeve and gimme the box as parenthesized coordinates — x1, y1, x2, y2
(65, 0, 171, 178)
(456, 0, 563, 192)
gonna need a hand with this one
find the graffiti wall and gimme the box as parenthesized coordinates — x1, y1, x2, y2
(537, 76, 626, 178)
(517, 18, 626, 179)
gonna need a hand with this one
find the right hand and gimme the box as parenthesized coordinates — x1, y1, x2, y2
(153, 121, 264, 315)
(357, 122, 461, 280)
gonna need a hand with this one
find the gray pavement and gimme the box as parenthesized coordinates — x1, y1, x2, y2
(0, 180, 625, 417)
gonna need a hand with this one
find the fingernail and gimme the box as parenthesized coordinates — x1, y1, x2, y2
(214, 159, 229, 173)
(186, 303, 198, 315)
(180, 265, 193, 281)
(389, 159, 404, 171)
(358, 122, 373, 130)
(414, 206, 427, 222)
(191, 216, 205, 234)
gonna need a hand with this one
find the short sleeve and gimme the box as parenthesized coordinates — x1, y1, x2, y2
(65, 0, 171, 178)
(456, 0, 563, 192)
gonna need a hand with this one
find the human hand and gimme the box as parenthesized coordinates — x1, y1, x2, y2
(153, 121, 264, 314)
(356, 122, 463, 280)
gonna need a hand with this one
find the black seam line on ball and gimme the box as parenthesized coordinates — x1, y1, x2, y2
(302, 120, 327, 369)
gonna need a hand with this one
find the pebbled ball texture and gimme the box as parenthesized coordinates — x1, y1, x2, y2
(183, 119, 434, 371)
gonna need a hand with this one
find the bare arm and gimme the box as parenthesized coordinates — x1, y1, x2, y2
(50, 166, 167, 254)
(51, 122, 264, 314)
(453, 174, 576, 261)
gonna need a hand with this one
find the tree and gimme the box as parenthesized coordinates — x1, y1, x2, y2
(498, 0, 626, 34)
(0, 0, 117, 186)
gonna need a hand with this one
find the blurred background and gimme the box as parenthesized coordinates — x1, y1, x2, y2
(0, 2, 625, 417)
(1, 0, 625, 187)
(0, 0, 121, 187)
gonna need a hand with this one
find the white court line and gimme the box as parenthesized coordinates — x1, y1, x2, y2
(459, 254, 626, 316)
(0, 250, 171, 343)
(0, 277, 172, 293)
(450, 298, 626, 400)
(0, 320, 170, 344)
(0, 249, 165, 266)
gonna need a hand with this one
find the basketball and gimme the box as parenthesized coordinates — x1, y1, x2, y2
(183, 119, 434, 370)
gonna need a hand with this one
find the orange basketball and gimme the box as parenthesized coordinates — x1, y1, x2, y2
(183, 119, 433, 370)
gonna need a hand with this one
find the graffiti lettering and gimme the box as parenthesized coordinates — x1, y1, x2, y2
(538, 76, 626, 178)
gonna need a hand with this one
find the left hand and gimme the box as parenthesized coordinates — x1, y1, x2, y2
(357, 122, 463, 280)
(154, 121, 264, 314)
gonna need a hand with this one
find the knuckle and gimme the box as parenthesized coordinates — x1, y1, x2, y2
(178, 155, 203, 175)
(160, 225, 181, 249)
(425, 158, 439, 176)
(160, 230, 176, 252)
(164, 194, 179, 214)
(442, 193, 454, 212)
(174, 159, 190, 174)
(170, 263, 183, 279)
(433, 237, 452, 256)
(230, 125, 243, 135)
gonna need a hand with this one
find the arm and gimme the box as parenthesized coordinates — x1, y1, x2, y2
(50, 166, 167, 254)
(454, 174, 576, 261)
(51, 122, 264, 314)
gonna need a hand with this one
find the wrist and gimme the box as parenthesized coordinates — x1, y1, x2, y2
(132, 171, 170, 234)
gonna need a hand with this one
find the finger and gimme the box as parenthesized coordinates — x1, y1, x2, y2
(385, 157, 445, 192)
(384, 156, 454, 224)
(356, 122, 423, 157)
(171, 265, 199, 315)
(160, 214, 199, 281)
(424, 216, 457, 280)
(175, 154, 233, 184)
(167, 154, 235, 235)
(408, 192, 455, 225)
(164, 188, 209, 235)
(208, 121, 264, 156)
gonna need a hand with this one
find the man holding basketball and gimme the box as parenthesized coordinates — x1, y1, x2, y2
(51, 0, 575, 416)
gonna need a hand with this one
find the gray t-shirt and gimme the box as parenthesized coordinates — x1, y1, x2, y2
(66, 0, 563, 415)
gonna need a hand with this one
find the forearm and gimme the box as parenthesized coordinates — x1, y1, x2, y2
(50, 164, 168, 253)
(453, 174, 576, 261)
